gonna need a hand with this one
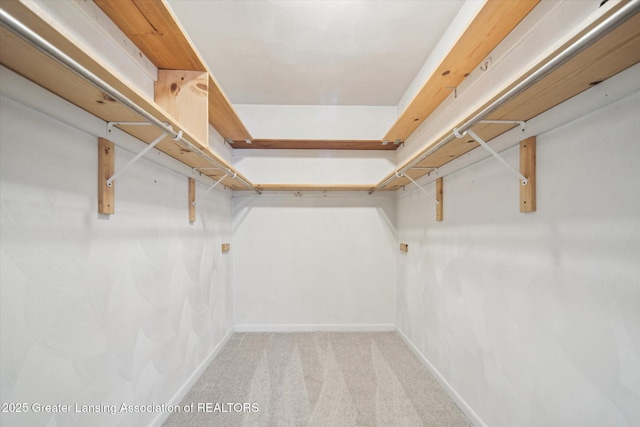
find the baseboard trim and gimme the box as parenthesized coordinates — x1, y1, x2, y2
(395, 327, 487, 427)
(148, 327, 235, 427)
(235, 323, 396, 332)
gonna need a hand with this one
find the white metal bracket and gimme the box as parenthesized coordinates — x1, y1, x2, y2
(396, 172, 439, 204)
(192, 173, 231, 206)
(106, 132, 168, 187)
(454, 127, 528, 185)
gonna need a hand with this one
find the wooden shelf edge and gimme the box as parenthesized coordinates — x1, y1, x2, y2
(232, 139, 393, 150)
(252, 184, 383, 192)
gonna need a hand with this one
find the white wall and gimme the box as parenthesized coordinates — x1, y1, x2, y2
(232, 149, 395, 185)
(395, 86, 640, 426)
(234, 104, 397, 140)
(0, 75, 234, 427)
(232, 193, 397, 330)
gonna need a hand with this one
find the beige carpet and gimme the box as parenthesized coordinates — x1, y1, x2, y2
(163, 332, 471, 426)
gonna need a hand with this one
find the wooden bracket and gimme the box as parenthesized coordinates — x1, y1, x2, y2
(188, 177, 196, 222)
(221, 243, 231, 253)
(400, 243, 409, 253)
(520, 137, 536, 212)
(98, 138, 114, 214)
(436, 177, 443, 221)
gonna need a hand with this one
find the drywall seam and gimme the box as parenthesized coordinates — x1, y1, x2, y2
(395, 327, 488, 427)
(148, 327, 235, 427)
(235, 324, 396, 333)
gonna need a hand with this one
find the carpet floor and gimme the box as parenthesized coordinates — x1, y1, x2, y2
(163, 332, 471, 426)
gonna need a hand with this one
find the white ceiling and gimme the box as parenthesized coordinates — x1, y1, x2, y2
(167, 0, 465, 106)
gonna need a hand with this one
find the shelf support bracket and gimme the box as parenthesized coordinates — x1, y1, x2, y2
(436, 177, 443, 221)
(188, 178, 196, 222)
(520, 137, 536, 212)
(98, 138, 115, 214)
(397, 172, 439, 205)
(105, 132, 168, 187)
(193, 173, 230, 207)
(454, 128, 528, 185)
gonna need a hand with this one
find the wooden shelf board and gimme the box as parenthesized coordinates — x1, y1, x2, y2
(383, 0, 540, 144)
(94, 0, 253, 142)
(0, 0, 253, 192)
(378, 4, 640, 191)
(92, 0, 206, 71)
(232, 139, 394, 150)
(253, 184, 383, 192)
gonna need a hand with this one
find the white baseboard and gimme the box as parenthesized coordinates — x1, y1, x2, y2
(394, 327, 487, 427)
(148, 327, 235, 427)
(235, 323, 396, 332)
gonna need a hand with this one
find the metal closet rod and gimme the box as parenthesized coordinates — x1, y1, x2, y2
(370, 0, 640, 194)
(0, 8, 261, 195)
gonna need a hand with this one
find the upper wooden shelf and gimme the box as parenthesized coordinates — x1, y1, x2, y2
(93, 0, 539, 151)
(383, 0, 540, 145)
(0, 0, 253, 191)
(376, 1, 640, 191)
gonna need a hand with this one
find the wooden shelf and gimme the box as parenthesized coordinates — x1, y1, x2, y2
(378, 2, 640, 191)
(383, 0, 540, 144)
(0, 0, 253, 190)
(254, 184, 384, 193)
(232, 139, 393, 150)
